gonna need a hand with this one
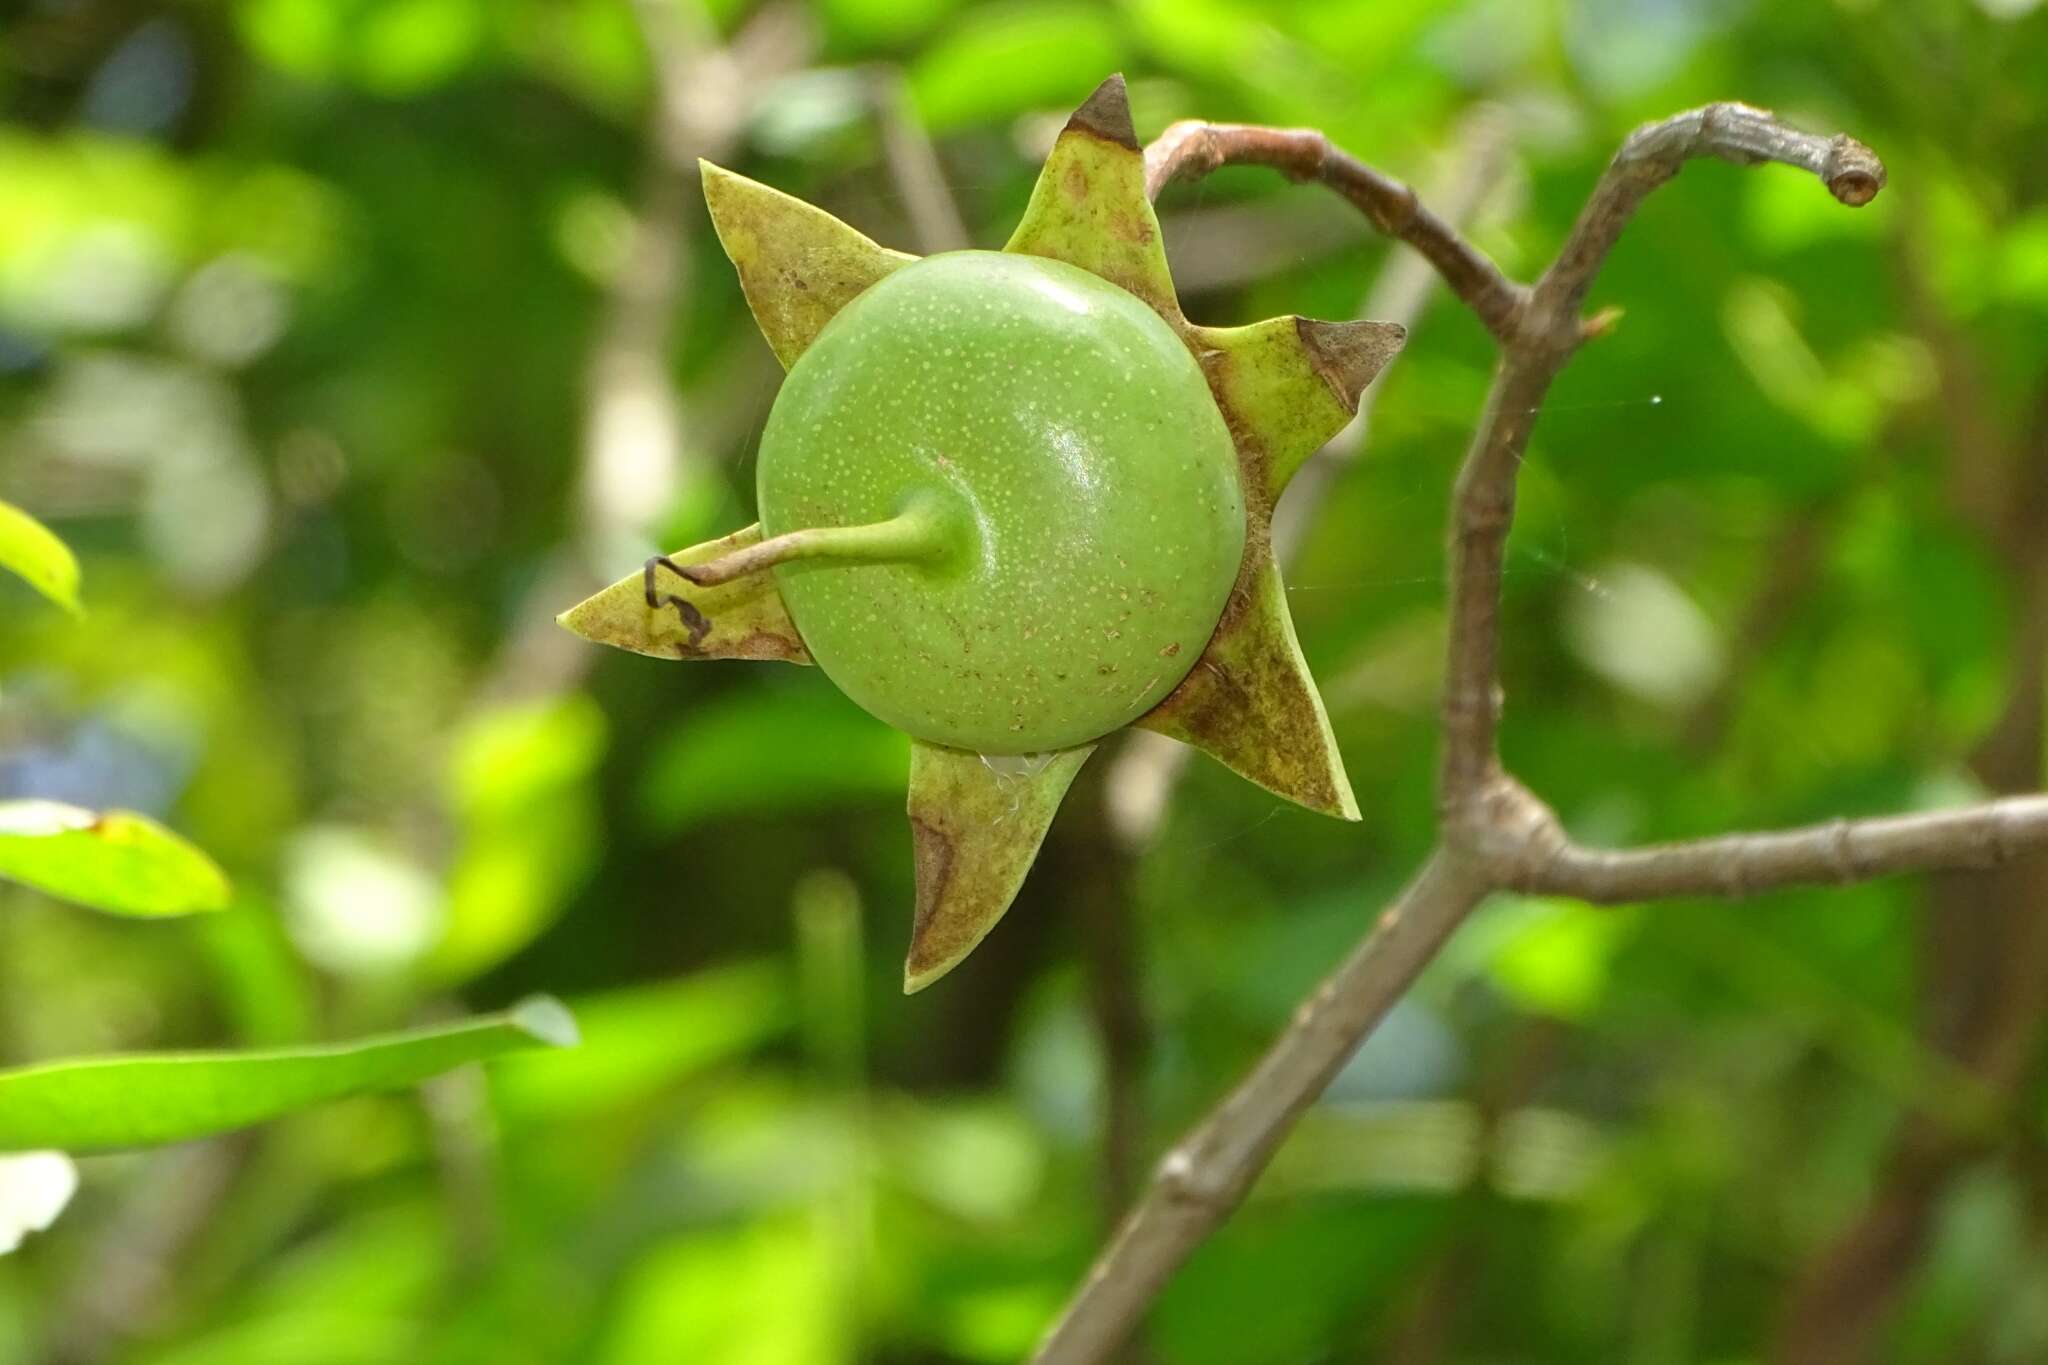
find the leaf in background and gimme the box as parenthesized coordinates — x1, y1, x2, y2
(136, 1202, 446, 1365)
(492, 962, 790, 1120)
(0, 801, 229, 918)
(192, 896, 319, 1046)
(908, 4, 1124, 130)
(0, 499, 81, 615)
(0, 996, 577, 1154)
(448, 693, 607, 821)
(352, 0, 485, 96)
(432, 694, 606, 982)
(1452, 895, 1640, 1022)
(637, 687, 909, 833)
(236, 0, 485, 95)
(598, 1217, 846, 1365)
(1156, 1200, 1448, 1365)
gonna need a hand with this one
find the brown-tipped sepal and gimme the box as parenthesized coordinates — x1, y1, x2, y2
(1137, 555, 1358, 820)
(1003, 75, 1179, 317)
(1195, 317, 1407, 505)
(557, 524, 811, 664)
(1066, 71, 1141, 150)
(903, 741, 1095, 992)
(701, 161, 919, 369)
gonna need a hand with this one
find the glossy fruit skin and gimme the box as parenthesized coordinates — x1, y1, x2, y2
(758, 250, 1245, 755)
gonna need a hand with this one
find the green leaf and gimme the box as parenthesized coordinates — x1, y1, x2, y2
(637, 687, 909, 833)
(909, 5, 1124, 132)
(0, 996, 578, 1154)
(492, 962, 791, 1119)
(0, 801, 230, 918)
(431, 695, 606, 983)
(0, 499, 81, 615)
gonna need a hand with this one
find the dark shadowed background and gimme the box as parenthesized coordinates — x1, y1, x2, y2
(4, 0, 2048, 1360)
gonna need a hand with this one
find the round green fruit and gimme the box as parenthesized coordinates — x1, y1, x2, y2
(754, 250, 1246, 755)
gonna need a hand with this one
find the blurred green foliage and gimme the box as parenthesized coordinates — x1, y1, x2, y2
(3, 0, 2048, 1361)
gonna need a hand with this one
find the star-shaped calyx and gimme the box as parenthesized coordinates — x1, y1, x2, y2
(560, 75, 1405, 991)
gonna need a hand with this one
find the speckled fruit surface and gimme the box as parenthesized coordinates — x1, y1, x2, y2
(758, 249, 1245, 754)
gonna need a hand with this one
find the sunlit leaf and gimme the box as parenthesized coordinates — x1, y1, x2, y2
(0, 996, 577, 1154)
(235, 0, 346, 79)
(493, 962, 791, 1119)
(353, 0, 485, 95)
(1452, 895, 1640, 1022)
(0, 801, 229, 918)
(819, 0, 961, 48)
(908, 5, 1124, 130)
(0, 499, 81, 615)
(448, 693, 606, 820)
(432, 695, 605, 982)
(599, 1217, 846, 1365)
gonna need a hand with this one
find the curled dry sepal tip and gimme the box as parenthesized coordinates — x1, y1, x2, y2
(559, 74, 1407, 991)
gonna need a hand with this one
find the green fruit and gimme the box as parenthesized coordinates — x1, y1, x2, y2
(756, 249, 1245, 755)
(558, 74, 1406, 991)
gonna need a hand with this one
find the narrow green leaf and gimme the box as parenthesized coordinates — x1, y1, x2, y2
(0, 996, 579, 1154)
(0, 499, 81, 615)
(0, 801, 231, 918)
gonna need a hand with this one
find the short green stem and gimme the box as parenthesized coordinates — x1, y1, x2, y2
(677, 491, 964, 587)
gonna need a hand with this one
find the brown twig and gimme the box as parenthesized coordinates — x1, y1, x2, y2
(1438, 103, 1882, 825)
(1032, 102, 1905, 1365)
(1144, 121, 1526, 341)
(1505, 792, 2048, 900)
(1032, 854, 1489, 1363)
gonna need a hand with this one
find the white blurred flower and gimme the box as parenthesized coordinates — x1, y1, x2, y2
(1565, 561, 1725, 709)
(283, 825, 445, 976)
(0, 1152, 79, 1255)
(166, 253, 291, 367)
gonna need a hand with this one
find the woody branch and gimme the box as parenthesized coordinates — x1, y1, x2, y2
(1024, 100, 2048, 1365)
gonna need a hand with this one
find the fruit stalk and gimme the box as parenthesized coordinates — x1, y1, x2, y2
(666, 492, 960, 588)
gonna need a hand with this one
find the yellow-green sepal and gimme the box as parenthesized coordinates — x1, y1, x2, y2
(557, 524, 811, 664)
(701, 161, 919, 369)
(1196, 317, 1406, 505)
(903, 740, 1095, 992)
(1137, 555, 1359, 821)
(1002, 74, 1179, 317)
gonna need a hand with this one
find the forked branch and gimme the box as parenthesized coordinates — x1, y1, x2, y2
(1030, 102, 1935, 1365)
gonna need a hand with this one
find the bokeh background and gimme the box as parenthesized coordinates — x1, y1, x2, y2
(5, 0, 2048, 1360)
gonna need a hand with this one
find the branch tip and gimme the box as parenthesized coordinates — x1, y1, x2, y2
(1822, 133, 1886, 206)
